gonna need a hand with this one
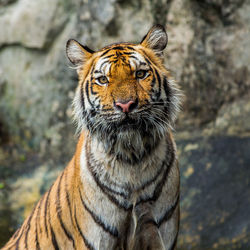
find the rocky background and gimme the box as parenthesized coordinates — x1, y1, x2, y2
(0, 0, 250, 249)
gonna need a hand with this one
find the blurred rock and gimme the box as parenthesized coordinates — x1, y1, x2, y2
(177, 135, 250, 249)
(0, 0, 250, 248)
(166, 0, 250, 127)
(204, 95, 250, 137)
(0, 0, 71, 49)
(0, 0, 16, 6)
(0, 163, 63, 246)
(8, 165, 62, 224)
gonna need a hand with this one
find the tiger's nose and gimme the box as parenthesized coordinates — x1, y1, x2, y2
(114, 99, 138, 113)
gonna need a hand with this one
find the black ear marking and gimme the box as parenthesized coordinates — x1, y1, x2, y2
(140, 24, 168, 55)
(66, 39, 94, 66)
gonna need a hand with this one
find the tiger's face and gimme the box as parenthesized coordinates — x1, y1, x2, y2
(67, 25, 181, 160)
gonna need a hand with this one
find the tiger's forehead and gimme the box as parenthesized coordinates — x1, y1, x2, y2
(93, 44, 148, 76)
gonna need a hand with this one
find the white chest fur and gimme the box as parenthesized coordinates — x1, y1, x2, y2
(79, 133, 179, 249)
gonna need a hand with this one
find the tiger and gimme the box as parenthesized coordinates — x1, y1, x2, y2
(2, 24, 181, 250)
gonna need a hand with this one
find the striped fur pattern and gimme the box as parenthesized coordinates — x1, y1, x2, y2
(3, 25, 181, 250)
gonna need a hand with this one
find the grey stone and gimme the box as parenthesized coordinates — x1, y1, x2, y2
(177, 135, 250, 249)
(0, 0, 71, 49)
(0, 0, 250, 248)
(0, 0, 16, 6)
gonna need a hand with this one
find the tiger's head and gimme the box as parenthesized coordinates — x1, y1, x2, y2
(66, 25, 181, 163)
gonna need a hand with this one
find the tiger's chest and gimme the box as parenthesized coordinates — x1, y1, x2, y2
(77, 135, 179, 249)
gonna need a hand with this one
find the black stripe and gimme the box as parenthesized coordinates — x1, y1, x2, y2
(134, 59, 146, 66)
(85, 80, 94, 108)
(47, 187, 61, 250)
(86, 141, 132, 211)
(139, 61, 147, 66)
(92, 174, 128, 198)
(78, 189, 119, 237)
(154, 68, 162, 98)
(157, 195, 179, 227)
(163, 77, 171, 100)
(121, 56, 126, 63)
(115, 50, 122, 57)
(6, 219, 30, 249)
(112, 46, 125, 50)
(90, 82, 98, 95)
(88, 152, 129, 199)
(64, 171, 74, 228)
(145, 57, 153, 66)
(47, 186, 60, 250)
(50, 226, 60, 250)
(82, 45, 95, 54)
(135, 158, 165, 192)
(87, 158, 132, 211)
(100, 49, 111, 57)
(35, 223, 41, 250)
(129, 55, 138, 60)
(35, 196, 45, 250)
(103, 54, 115, 59)
(24, 205, 37, 249)
(7, 210, 34, 250)
(150, 75, 156, 88)
(123, 52, 134, 55)
(127, 61, 132, 72)
(36, 195, 45, 234)
(9, 210, 32, 249)
(143, 52, 162, 70)
(44, 186, 52, 237)
(80, 80, 85, 110)
(136, 141, 175, 205)
(99, 60, 109, 70)
(74, 206, 96, 250)
(56, 172, 75, 247)
(11, 225, 25, 250)
(90, 63, 96, 75)
(127, 46, 135, 50)
(168, 231, 178, 250)
(15, 226, 24, 250)
(163, 77, 171, 120)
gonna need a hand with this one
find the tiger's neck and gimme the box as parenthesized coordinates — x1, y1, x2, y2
(89, 129, 164, 165)
(81, 130, 169, 193)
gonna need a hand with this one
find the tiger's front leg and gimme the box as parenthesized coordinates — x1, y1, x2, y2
(132, 221, 166, 250)
(126, 203, 165, 250)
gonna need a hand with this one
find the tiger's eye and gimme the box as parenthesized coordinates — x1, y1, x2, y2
(136, 70, 147, 79)
(97, 76, 108, 84)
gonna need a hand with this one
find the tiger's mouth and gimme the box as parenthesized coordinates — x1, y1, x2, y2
(99, 106, 164, 131)
(105, 108, 147, 125)
(85, 104, 170, 138)
(96, 111, 142, 131)
(116, 115, 140, 128)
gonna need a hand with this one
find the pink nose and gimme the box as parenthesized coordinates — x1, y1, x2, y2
(115, 100, 137, 113)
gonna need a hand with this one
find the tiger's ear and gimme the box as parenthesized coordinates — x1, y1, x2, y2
(140, 24, 168, 57)
(66, 39, 94, 66)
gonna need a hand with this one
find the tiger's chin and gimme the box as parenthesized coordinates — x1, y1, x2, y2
(82, 110, 170, 165)
(85, 109, 170, 139)
(115, 115, 141, 130)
